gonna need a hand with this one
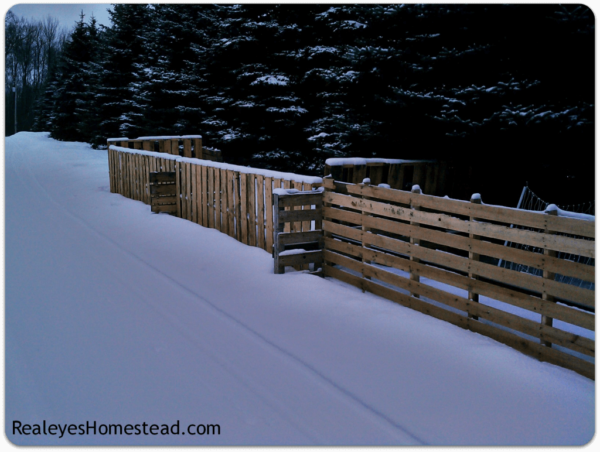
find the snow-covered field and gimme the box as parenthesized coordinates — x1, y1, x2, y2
(5, 132, 594, 445)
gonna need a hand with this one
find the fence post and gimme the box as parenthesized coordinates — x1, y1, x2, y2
(541, 206, 558, 347)
(409, 185, 422, 298)
(361, 179, 371, 292)
(273, 193, 285, 274)
(468, 193, 482, 320)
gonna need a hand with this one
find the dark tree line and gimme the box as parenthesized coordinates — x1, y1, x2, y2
(10, 4, 595, 205)
(5, 10, 67, 134)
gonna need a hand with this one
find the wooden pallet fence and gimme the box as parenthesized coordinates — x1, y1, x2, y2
(273, 190, 324, 274)
(107, 135, 222, 162)
(321, 176, 595, 379)
(108, 145, 322, 256)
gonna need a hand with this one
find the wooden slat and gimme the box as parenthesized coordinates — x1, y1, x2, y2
(201, 165, 208, 227)
(257, 175, 265, 250)
(277, 192, 324, 208)
(150, 184, 177, 196)
(151, 196, 177, 206)
(283, 180, 291, 233)
(227, 170, 235, 238)
(247, 174, 257, 246)
(191, 164, 197, 223)
(220, 169, 228, 235)
(234, 172, 241, 241)
(183, 139, 192, 158)
(279, 250, 323, 267)
(171, 138, 179, 155)
(277, 230, 324, 246)
(152, 204, 178, 214)
(175, 161, 181, 218)
(195, 164, 202, 225)
(214, 167, 221, 231)
(279, 209, 323, 224)
(265, 176, 274, 254)
(207, 167, 214, 229)
(323, 220, 363, 242)
(240, 173, 248, 244)
(323, 206, 363, 226)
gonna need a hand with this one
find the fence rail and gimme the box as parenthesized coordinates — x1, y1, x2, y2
(108, 145, 321, 253)
(107, 135, 222, 161)
(321, 176, 595, 379)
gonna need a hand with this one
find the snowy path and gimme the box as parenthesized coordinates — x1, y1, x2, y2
(5, 133, 594, 445)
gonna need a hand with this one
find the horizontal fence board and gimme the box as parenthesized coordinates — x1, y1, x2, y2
(279, 250, 323, 267)
(323, 206, 364, 226)
(151, 196, 177, 206)
(278, 193, 323, 207)
(151, 204, 177, 214)
(279, 209, 323, 224)
(277, 230, 324, 246)
(324, 177, 595, 238)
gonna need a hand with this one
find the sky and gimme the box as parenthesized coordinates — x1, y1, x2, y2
(7, 3, 113, 30)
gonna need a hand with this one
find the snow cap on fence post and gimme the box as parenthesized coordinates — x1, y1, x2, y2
(545, 204, 559, 215)
(470, 193, 482, 204)
(411, 185, 422, 194)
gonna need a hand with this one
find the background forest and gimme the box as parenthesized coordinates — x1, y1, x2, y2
(5, 4, 594, 206)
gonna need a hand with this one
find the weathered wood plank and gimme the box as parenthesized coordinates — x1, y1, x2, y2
(279, 209, 323, 224)
(247, 174, 256, 246)
(214, 167, 221, 232)
(257, 175, 265, 250)
(240, 173, 248, 244)
(265, 176, 274, 254)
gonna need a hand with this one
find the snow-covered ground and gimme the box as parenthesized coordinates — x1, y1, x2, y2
(5, 132, 594, 445)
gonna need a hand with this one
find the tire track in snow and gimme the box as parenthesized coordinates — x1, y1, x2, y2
(14, 143, 426, 445)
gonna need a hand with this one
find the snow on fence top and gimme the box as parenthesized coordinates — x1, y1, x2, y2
(109, 145, 322, 185)
(546, 204, 595, 221)
(325, 157, 432, 166)
(128, 135, 203, 140)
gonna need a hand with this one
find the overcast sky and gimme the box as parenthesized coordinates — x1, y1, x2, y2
(7, 3, 113, 30)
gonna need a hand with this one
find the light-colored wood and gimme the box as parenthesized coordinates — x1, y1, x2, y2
(234, 172, 241, 241)
(194, 138, 202, 158)
(277, 230, 324, 246)
(362, 214, 594, 283)
(279, 250, 323, 267)
(323, 206, 363, 226)
(257, 175, 265, 250)
(201, 165, 208, 227)
(468, 194, 482, 319)
(302, 182, 311, 233)
(240, 173, 248, 244)
(209, 167, 216, 228)
(190, 164, 197, 223)
(220, 169, 229, 235)
(279, 209, 323, 224)
(175, 161, 181, 218)
(277, 193, 323, 207)
(323, 191, 594, 258)
(171, 138, 179, 155)
(227, 171, 235, 237)
(265, 177, 274, 254)
(195, 164, 202, 225)
(325, 178, 595, 239)
(541, 209, 558, 347)
(214, 167, 221, 231)
(183, 139, 192, 158)
(283, 180, 291, 233)
(409, 185, 422, 298)
(182, 163, 189, 220)
(323, 220, 363, 242)
(247, 174, 256, 246)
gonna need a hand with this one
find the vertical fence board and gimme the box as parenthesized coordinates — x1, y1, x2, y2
(214, 168, 222, 232)
(207, 167, 214, 229)
(283, 180, 291, 233)
(265, 177, 274, 255)
(257, 175, 265, 250)
(240, 173, 248, 244)
(247, 174, 257, 247)
(227, 170, 235, 238)
(234, 172, 241, 241)
(220, 169, 229, 236)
